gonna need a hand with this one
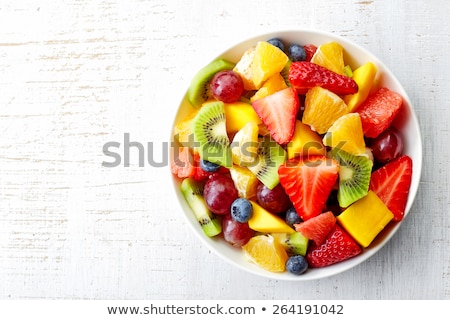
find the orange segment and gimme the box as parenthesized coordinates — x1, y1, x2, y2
(322, 113, 366, 155)
(250, 73, 288, 102)
(302, 86, 349, 134)
(229, 165, 259, 200)
(242, 235, 289, 272)
(251, 41, 289, 89)
(310, 41, 345, 75)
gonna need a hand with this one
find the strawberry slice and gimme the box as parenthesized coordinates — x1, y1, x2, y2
(370, 155, 412, 221)
(303, 44, 317, 62)
(356, 87, 403, 138)
(288, 61, 358, 95)
(306, 224, 362, 268)
(295, 211, 336, 246)
(278, 155, 339, 221)
(251, 87, 299, 145)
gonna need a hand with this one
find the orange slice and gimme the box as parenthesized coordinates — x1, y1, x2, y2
(322, 113, 366, 155)
(242, 234, 289, 272)
(310, 41, 345, 75)
(231, 121, 259, 166)
(229, 165, 259, 200)
(251, 41, 289, 89)
(302, 86, 349, 134)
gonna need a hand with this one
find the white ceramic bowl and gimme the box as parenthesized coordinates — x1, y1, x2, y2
(169, 30, 422, 280)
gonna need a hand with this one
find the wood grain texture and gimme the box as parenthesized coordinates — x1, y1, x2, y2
(0, 0, 448, 299)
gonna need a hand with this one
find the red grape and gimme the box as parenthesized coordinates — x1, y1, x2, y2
(222, 214, 254, 247)
(203, 174, 238, 215)
(256, 182, 292, 213)
(370, 127, 404, 164)
(210, 70, 244, 103)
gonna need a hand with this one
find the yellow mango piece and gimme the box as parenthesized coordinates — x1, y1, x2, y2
(337, 191, 394, 248)
(250, 73, 288, 102)
(248, 201, 295, 234)
(344, 62, 378, 112)
(233, 47, 258, 91)
(287, 120, 326, 159)
(224, 102, 262, 134)
(322, 113, 366, 155)
(251, 41, 289, 89)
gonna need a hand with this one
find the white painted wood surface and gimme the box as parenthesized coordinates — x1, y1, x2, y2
(0, 0, 448, 299)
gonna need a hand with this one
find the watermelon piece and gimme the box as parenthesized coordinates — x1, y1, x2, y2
(356, 87, 403, 138)
(294, 211, 336, 246)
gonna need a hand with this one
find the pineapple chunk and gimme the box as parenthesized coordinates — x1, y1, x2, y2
(337, 191, 394, 248)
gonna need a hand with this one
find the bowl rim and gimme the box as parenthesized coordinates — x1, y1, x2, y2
(169, 29, 423, 281)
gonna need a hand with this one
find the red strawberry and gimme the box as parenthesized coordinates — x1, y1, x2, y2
(306, 224, 361, 268)
(278, 155, 339, 221)
(303, 44, 317, 62)
(288, 61, 358, 95)
(356, 87, 403, 138)
(192, 153, 210, 181)
(370, 155, 412, 221)
(251, 87, 299, 145)
(171, 146, 195, 178)
(295, 211, 336, 246)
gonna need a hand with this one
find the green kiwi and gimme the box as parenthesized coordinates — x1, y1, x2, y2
(247, 135, 286, 190)
(271, 232, 308, 256)
(187, 58, 235, 107)
(180, 177, 222, 237)
(332, 148, 373, 208)
(280, 60, 292, 87)
(191, 101, 232, 167)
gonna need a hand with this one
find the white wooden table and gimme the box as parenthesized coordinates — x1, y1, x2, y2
(0, 0, 448, 300)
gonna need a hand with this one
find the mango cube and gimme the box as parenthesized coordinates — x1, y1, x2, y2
(248, 201, 295, 234)
(224, 102, 262, 134)
(337, 191, 394, 248)
(287, 120, 326, 159)
(344, 62, 378, 112)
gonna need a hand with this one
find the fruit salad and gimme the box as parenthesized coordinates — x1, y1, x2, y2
(171, 36, 413, 275)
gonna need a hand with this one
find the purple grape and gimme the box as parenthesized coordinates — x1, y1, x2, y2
(222, 214, 254, 247)
(203, 174, 238, 215)
(256, 182, 292, 213)
(210, 70, 244, 103)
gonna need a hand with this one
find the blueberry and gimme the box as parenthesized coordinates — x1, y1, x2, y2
(231, 198, 253, 223)
(285, 206, 302, 227)
(200, 159, 220, 172)
(267, 38, 285, 52)
(288, 44, 306, 62)
(286, 255, 308, 275)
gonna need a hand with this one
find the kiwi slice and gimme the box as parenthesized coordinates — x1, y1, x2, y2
(332, 148, 373, 208)
(247, 135, 286, 190)
(191, 101, 232, 167)
(271, 232, 308, 256)
(280, 60, 292, 87)
(180, 177, 222, 237)
(187, 58, 235, 107)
